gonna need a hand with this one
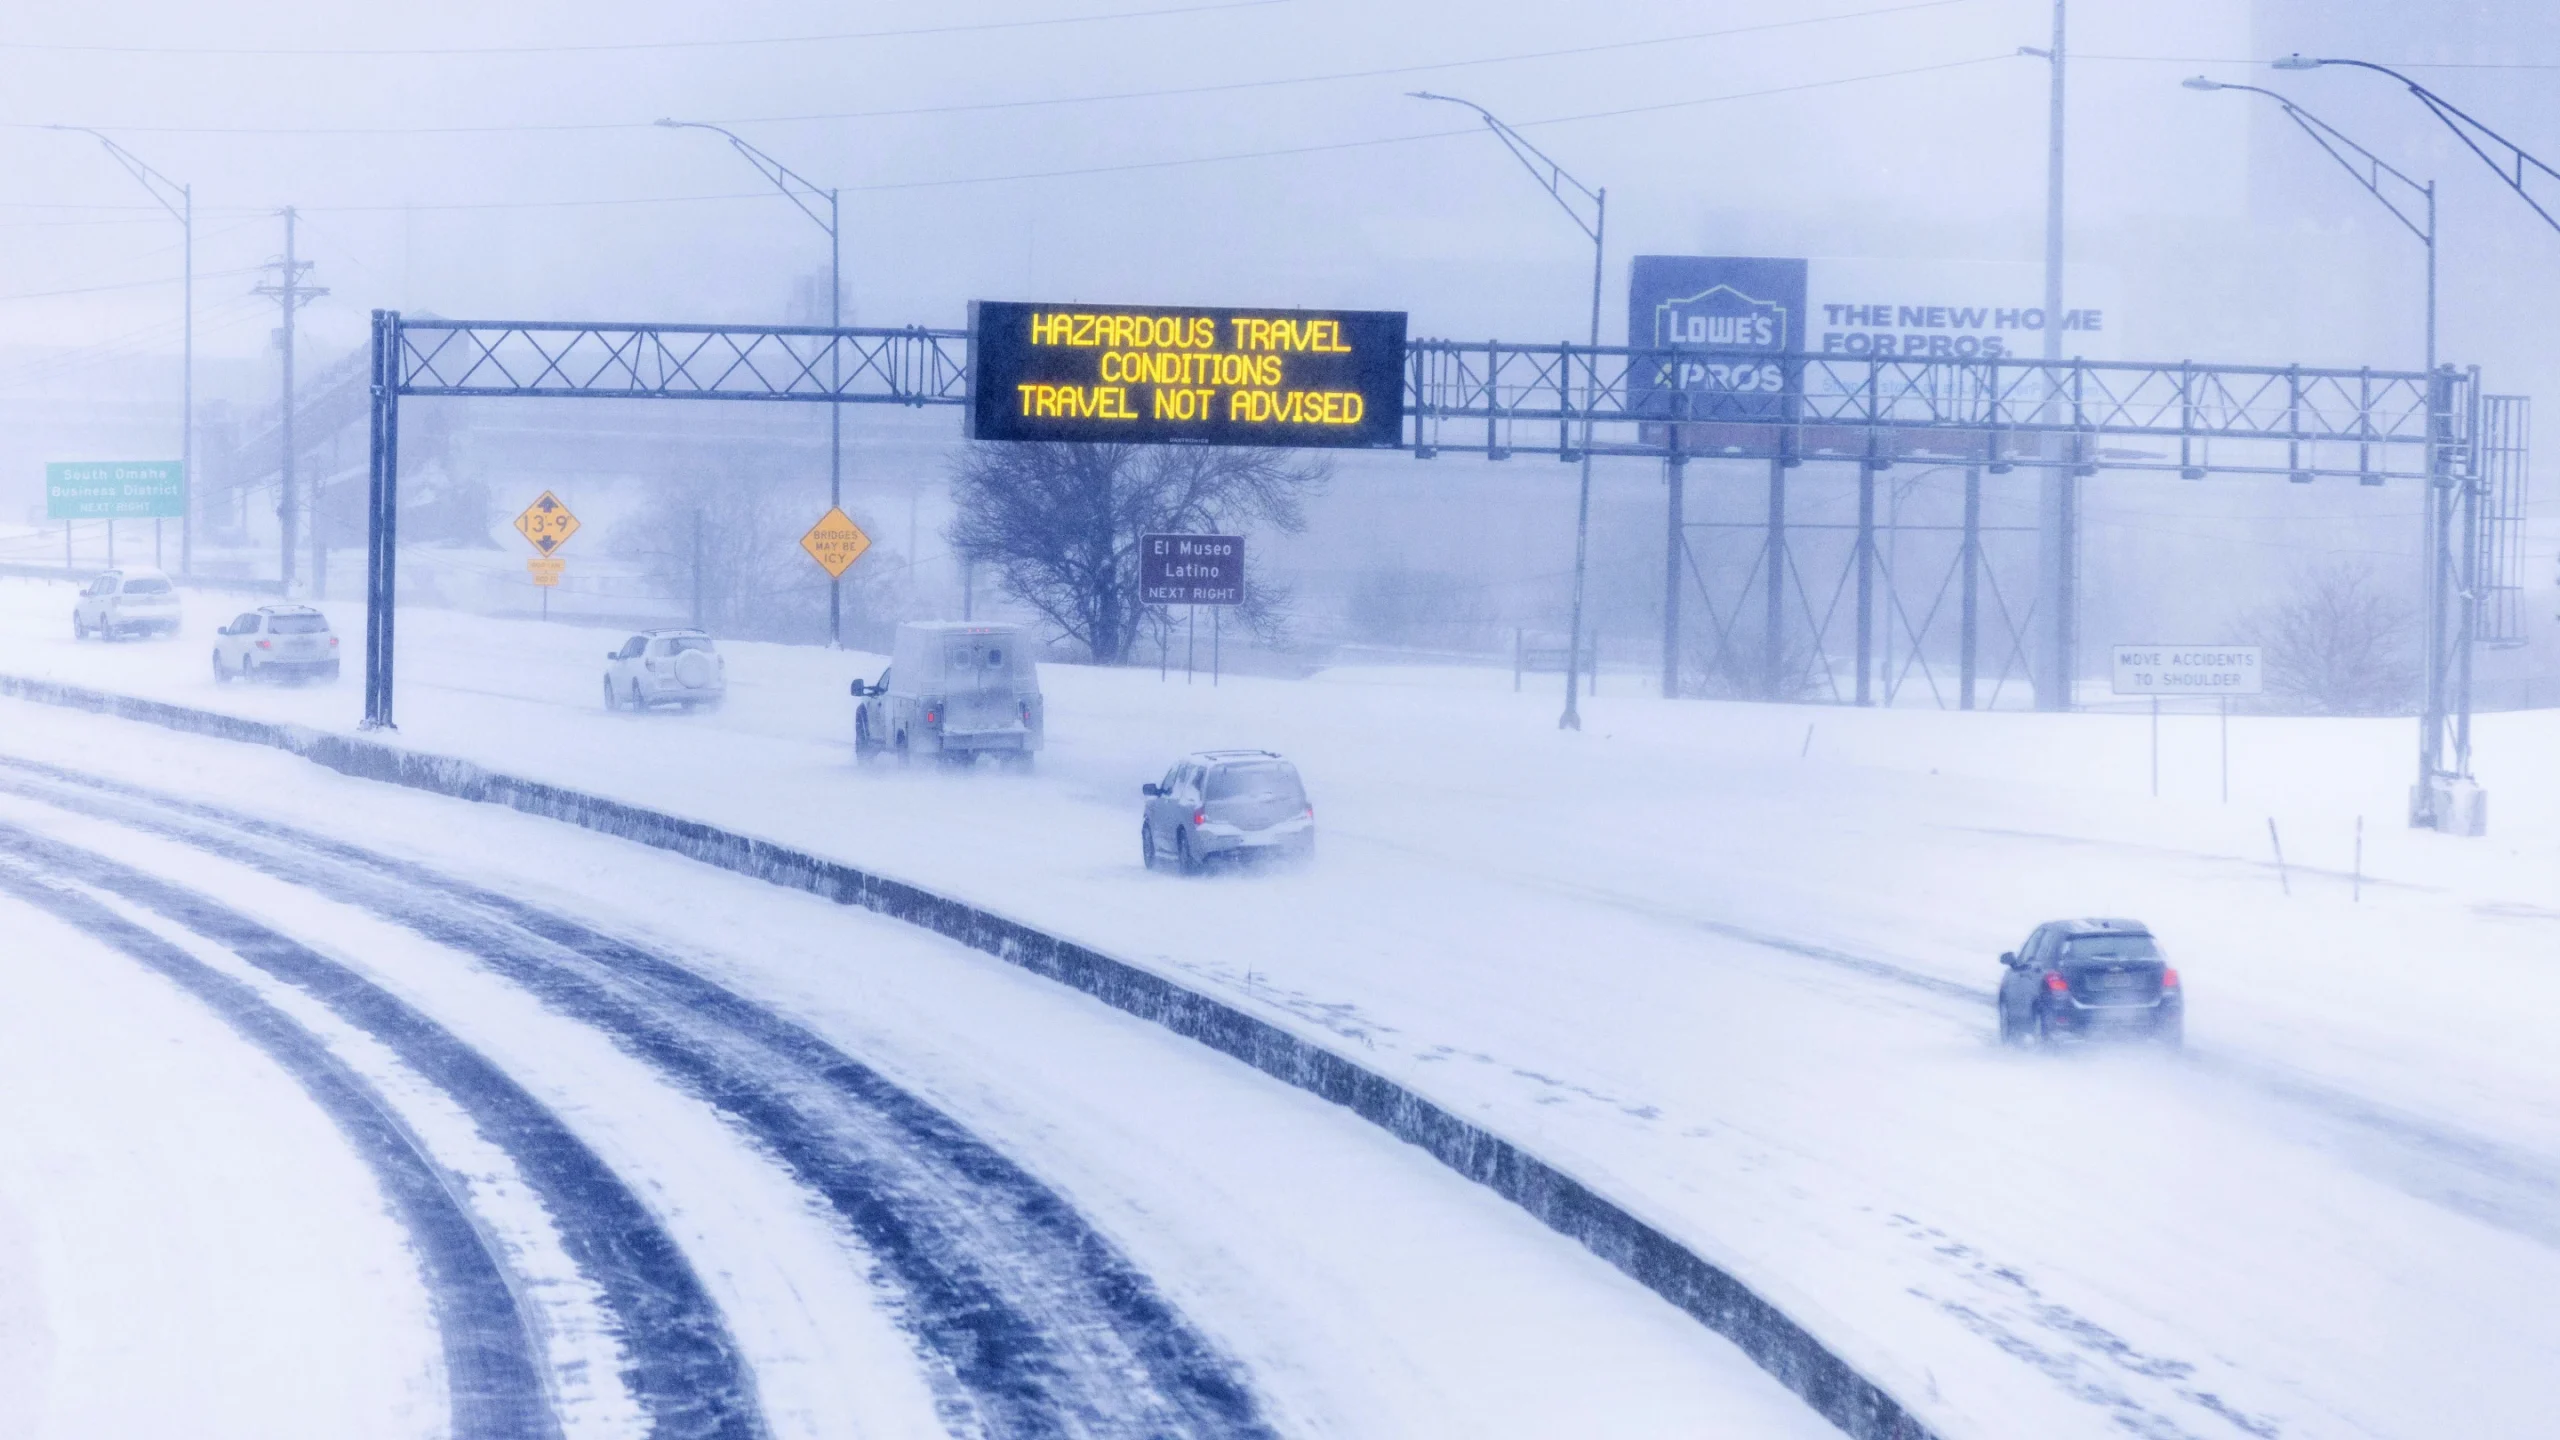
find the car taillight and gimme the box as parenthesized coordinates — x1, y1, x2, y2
(256, 639, 272, 650)
(2043, 972, 2069, 993)
(1192, 809, 1205, 826)
(2162, 967, 2180, 989)
(1305, 804, 1314, 818)
(925, 709, 938, 724)
(327, 636, 338, 647)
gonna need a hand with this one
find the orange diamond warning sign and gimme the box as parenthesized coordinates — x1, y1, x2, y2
(800, 507, 871, 579)
(513, 491, 580, 556)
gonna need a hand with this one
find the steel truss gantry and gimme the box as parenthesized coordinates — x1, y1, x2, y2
(363, 315, 2501, 829)
(1401, 340, 2491, 826)
(362, 313, 971, 730)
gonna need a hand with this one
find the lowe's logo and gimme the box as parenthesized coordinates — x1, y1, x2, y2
(1656, 285, 1789, 351)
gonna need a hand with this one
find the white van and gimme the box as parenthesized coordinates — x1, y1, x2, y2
(853, 621, 1043, 768)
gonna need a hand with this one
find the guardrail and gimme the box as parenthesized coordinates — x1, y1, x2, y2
(0, 672, 1940, 1440)
(0, 561, 287, 594)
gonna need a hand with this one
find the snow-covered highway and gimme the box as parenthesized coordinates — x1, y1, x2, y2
(5, 573, 2559, 1437)
(0, 683, 1824, 1438)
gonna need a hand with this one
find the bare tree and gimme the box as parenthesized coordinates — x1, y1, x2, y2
(948, 442, 1325, 663)
(2244, 559, 2421, 715)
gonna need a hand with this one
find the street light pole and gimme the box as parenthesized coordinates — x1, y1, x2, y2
(2275, 54, 2560, 240)
(658, 118, 848, 645)
(1410, 91, 1606, 731)
(52, 127, 191, 577)
(2189, 74, 2455, 818)
(2181, 78, 2436, 374)
(2274, 54, 2560, 830)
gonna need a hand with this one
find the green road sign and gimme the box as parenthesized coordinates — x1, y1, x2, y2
(46, 461, 185, 520)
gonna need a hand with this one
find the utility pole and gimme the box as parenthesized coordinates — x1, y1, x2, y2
(2024, 0, 2073, 711)
(256, 207, 326, 594)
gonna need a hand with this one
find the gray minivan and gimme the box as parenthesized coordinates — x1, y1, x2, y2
(853, 621, 1043, 768)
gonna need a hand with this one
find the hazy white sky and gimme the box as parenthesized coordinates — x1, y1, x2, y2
(7, 0, 2558, 397)
(3, 0, 2266, 365)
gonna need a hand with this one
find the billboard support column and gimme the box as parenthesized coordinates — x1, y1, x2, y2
(1960, 466, 1983, 710)
(1661, 432, 1685, 701)
(1856, 462, 1878, 706)
(1764, 456, 1788, 700)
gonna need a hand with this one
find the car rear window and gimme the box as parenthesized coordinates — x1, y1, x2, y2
(1206, 762, 1304, 805)
(267, 613, 330, 635)
(2064, 934, 2160, 962)
(122, 576, 172, 595)
(667, 636, 714, 653)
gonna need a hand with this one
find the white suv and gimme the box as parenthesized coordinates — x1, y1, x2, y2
(604, 629, 726, 712)
(72, 568, 181, 641)
(211, 605, 341, 683)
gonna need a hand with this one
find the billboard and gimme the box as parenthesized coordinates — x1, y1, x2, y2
(970, 301, 1405, 448)
(1139, 533, 1244, 606)
(1626, 256, 1807, 424)
(47, 460, 185, 520)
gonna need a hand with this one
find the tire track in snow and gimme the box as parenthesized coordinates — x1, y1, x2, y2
(0, 760, 1275, 1440)
(0, 821, 767, 1440)
(0, 858, 564, 1440)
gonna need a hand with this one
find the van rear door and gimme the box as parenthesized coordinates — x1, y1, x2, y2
(943, 636, 1023, 734)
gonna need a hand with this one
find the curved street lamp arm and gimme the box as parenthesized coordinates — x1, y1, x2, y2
(2285, 56, 2560, 237)
(48, 125, 188, 222)
(2197, 82, 2430, 243)
(655, 118, 835, 236)
(1408, 91, 1602, 245)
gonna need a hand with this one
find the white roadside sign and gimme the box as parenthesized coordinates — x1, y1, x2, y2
(2111, 644, 2263, 696)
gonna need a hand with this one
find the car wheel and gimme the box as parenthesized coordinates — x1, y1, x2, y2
(603, 677, 620, 711)
(2033, 1007, 2058, 1048)
(1175, 827, 1203, 877)
(894, 733, 911, 768)
(2156, 1015, 2185, 1050)
(1141, 822, 1159, 871)
(627, 680, 645, 711)
(72, 614, 85, 641)
(211, 650, 230, 684)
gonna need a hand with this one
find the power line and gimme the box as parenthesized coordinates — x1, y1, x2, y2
(0, 0, 1280, 57)
(0, 263, 261, 303)
(2, 0, 1980, 136)
(217, 53, 2016, 214)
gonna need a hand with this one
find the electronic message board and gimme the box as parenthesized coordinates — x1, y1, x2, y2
(969, 301, 1405, 448)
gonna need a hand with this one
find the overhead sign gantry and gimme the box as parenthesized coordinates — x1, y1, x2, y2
(361, 305, 2496, 829)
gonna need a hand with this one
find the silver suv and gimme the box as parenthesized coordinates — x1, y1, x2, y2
(72, 567, 181, 640)
(604, 629, 726, 712)
(1141, 750, 1314, 873)
(211, 604, 340, 683)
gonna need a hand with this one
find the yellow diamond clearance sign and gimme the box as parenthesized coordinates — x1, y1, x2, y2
(800, 507, 871, 579)
(513, 491, 580, 556)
